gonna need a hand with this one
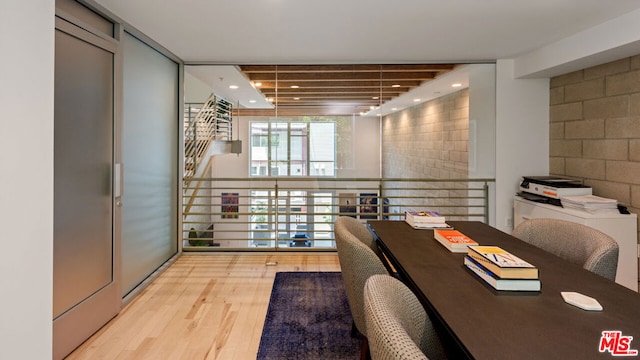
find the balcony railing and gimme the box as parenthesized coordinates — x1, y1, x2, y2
(182, 177, 494, 251)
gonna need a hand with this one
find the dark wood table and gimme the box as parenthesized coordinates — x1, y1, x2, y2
(367, 220, 640, 360)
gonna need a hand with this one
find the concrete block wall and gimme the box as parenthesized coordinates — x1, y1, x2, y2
(381, 89, 470, 214)
(549, 55, 640, 269)
(382, 89, 469, 179)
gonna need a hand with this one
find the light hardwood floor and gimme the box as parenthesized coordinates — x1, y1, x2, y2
(66, 252, 341, 360)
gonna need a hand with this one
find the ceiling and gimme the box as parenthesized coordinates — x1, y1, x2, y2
(186, 63, 469, 116)
(94, 0, 640, 115)
(94, 0, 640, 63)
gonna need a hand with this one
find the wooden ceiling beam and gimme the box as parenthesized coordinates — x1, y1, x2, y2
(272, 98, 390, 103)
(238, 108, 372, 117)
(235, 63, 457, 115)
(239, 64, 456, 73)
(247, 72, 437, 82)
(267, 97, 381, 102)
(260, 88, 401, 96)
(255, 80, 423, 88)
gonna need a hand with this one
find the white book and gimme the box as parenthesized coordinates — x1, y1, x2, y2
(464, 256, 541, 291)
(405, 210, 446, 223)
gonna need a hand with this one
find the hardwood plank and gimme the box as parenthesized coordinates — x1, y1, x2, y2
(66, 253, 341, 359)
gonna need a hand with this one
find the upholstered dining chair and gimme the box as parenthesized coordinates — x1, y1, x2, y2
(512, 218, 619, 281)
(335, 216, 380, 255)
(335, 216, 395, 275)
(364, 274, 448, 360)
(334, 217, 389, 360)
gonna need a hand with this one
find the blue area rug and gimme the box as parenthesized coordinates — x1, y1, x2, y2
(257, 272, 360, 359)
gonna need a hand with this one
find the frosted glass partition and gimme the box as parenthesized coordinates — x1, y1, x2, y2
(121, 32, 179, 296)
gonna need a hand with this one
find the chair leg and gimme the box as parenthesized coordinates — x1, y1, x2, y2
(360, 336, 369, 360)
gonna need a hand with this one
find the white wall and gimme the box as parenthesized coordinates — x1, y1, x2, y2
(0, 0, 54, 358)
(513, 8, 640, 79)
(337, 115, 381, 178)
(184, 72, 213, 103)
(469, 64, 497, 179)
(210, 115, 251, 177)
(495, 59, 549, 233)
(469, 64, 497, 225)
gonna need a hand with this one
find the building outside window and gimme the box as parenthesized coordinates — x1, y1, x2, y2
(250, 120, 336, 177)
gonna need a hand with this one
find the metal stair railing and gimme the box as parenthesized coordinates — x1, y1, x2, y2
(184, 94, 233, 179)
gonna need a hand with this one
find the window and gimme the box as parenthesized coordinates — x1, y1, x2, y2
(250, 120, 336, 177)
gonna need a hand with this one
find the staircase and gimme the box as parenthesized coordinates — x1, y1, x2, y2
(184, 93, 233, 178)
(183, 94, 236, 227)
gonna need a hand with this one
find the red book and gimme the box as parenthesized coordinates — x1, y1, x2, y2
(433, 229, 478, 253)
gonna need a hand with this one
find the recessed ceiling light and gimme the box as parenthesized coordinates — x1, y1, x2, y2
(391, 108, 397, 111)
(414, 98, 421, 102)
(229, 85, 239, 89)
(249, 100, 256, 103)
(370, 106, 375, 110)
(293, 97, 300, 100)
(254, 82, 262, 87)
(452, 83, 462, 88)
(372, 96, 379, 100)
(391, 84, 401, 88)
(290, 85, 299, 89)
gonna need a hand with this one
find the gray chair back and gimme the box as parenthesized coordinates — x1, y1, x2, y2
(335, 217, 388, 337)
(335, 216, 381, 256)
(364, 274, 447, 360)
(512, 218, 619, 281)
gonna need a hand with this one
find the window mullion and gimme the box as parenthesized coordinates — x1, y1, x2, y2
(306, 122, 311, 176)
(287, 122, 291, 176)
(267, 123, 271, 176)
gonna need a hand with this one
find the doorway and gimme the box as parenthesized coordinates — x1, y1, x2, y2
(53, 16, 120, 359)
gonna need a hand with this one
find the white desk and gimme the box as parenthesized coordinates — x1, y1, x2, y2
(514, 196, 638, 291)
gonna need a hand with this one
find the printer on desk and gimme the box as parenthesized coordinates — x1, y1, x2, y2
(518, 176, 592, 206)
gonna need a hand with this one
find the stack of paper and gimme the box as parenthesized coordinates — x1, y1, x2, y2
(561, 195, 619, 214)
